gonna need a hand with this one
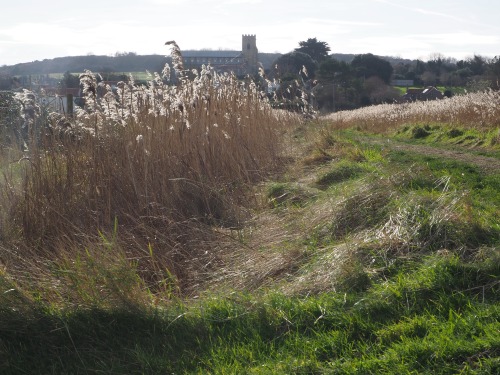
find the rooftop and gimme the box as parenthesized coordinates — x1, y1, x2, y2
(182, 50, 242, 58)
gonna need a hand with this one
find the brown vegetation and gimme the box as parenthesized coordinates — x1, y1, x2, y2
(1, 60, 298, 301)
(326, 89, 500, 132)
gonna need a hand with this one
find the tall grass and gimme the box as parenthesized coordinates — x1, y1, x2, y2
(1, 46, 298, 297)
(326, 90, 500, 133)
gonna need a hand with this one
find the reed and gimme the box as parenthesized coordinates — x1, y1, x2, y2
(326, 90, 500, 132)
(2, 45, 298, 296)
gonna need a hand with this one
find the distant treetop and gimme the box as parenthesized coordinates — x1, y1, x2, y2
(295, 38, 331, 63)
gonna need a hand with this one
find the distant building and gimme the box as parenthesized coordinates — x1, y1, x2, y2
(183, 35, 259, 76)
(401, 86, 444, 102)
(391, 79, 414, 87)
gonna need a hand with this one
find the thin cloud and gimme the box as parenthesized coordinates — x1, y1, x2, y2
(417, 32, 500, 46)
(222, 0, 264, 4)
(373, 0, 464, 22)
(346, 31, 499, 60)
(373, 0, 499, 29)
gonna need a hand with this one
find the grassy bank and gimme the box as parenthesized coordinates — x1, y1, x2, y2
(2, 254, 498, 373)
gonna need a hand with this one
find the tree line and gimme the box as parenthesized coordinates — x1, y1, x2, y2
(267, 38, 500, 111)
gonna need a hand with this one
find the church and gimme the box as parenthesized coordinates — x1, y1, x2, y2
(182, 35, 259, 76)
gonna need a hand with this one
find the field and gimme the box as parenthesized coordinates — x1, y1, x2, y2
(392, 86, 466, 96)
(0, 61, 499, 373)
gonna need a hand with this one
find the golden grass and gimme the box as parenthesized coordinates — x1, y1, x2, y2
(325, 90, 500, 132)
(1, 54, 300, 299)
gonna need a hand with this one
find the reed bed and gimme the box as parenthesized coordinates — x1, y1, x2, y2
(1, 46, 299, 297)
(326, 90, 500, 132)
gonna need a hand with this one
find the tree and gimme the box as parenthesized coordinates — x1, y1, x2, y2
(468, 55, 487, 76)
(295, 38, 331, 63)
(362, 76, 399, 105)
(486, 56, 500, 89)
(351, 53, 393, 84)
(59, 71, 80, 89)
(425, 53, 456, 85)
(414, 59, 427, 75)
(0, 91, 22, 146)
(426, 53, 445, 75)
(272, 51, 317, 79)
(0, 73, 13, 90)
(421, 71, 438, 86)
(314, 58, 360, 111)
(269, 52, 317, 112)
(317, 58, 351, 81)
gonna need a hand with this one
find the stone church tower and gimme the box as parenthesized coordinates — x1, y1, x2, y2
(242, 34, 258, 74)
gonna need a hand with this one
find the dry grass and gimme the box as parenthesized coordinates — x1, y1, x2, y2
(0, 49, 299, 300)
(325, 90, 500, 133)
(199, 123, 497, 296)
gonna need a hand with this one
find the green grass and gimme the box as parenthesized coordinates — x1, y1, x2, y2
(394, 123, 500, 157)
(386, 150, 500, 234)
(315, 160, 370, 189)
(267, 182, 318, 208)
(392, 86, 466, 96)
(2, 253, 498, 374)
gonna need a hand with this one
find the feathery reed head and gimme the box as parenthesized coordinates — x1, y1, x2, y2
(165, 40, 185, 81)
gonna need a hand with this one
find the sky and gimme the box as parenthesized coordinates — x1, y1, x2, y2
(1, 0, 499, 66)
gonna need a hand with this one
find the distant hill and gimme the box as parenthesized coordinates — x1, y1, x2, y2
(0, 52, 283, 77)
(0, 52, 414, 79)
(0, 54, 168, 76)
(331, 53, 413, 65)
(330, 53, 357, 63)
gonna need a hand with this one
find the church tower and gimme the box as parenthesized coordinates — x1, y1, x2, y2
(242, 34, 258, 74)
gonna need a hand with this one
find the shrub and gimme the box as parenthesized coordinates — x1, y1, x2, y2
(447, 128, 464, 138)
(412, 126, 431, 139)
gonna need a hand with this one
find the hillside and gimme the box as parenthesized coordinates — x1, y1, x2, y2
(0, 52, 282, 76)
(0, 54, 167, 76)
(0, 52, 410, 77)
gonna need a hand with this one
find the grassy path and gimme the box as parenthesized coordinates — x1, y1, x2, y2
(355, 135, 500, 174)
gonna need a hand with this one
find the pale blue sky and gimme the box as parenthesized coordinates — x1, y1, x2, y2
(1, 0, 499, 66)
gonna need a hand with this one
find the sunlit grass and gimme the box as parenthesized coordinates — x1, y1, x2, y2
(326, 90, 500, 133)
